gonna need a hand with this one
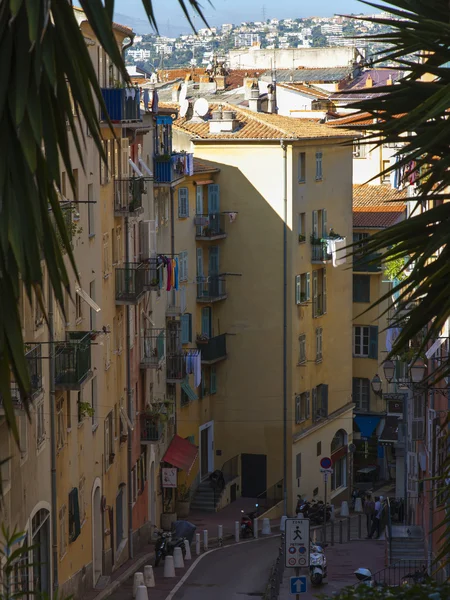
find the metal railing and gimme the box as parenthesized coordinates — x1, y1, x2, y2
(312, 293, 324, 318)
(114, 178, 144, 215)
(257, 478, 284, 511)
(115, 262, 146, 304)
(25, 344, 43, 397)
(195, 213, 227, 239)
(197, 276, 227, 302)
(153, 152, 186, 184)
(100, 87, 141, 122)
(54, 332, 92, 389)
(264, 533, 285, 600)
(363, 560, 430, 588)
(140, 329, 165, 369)
(353, 252, 382, 272)
(221, 455, 240, 483)
(140, 415, 164, 442)
(311, 238, 332, 262)
(166, 354, 187, 382)
(197, 334, 227, 363)
(142, 257, 159, 290)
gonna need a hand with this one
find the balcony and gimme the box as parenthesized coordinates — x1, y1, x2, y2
(0, 384, 25, 415)
(114, 178, 144, 216)
(153, 153, 188, 185)
(55, 332, 92, 391)
(26, 344, 43, 397)
(197, 334, 227, 364)
(197, 276, 227, 303)
(166, 289, 186, 317)
(311, 237, 332, 263)
(140, 329, 165, 369)
(195, 213, 227, 241)
(166, 354, 187, 383)
(100, 87, 141, 122)
(353, 253, 382, 273)
(140, 415, 164, 443)
(115, 263, 146, 305)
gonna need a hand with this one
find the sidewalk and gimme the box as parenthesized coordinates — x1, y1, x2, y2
(279, 538, 385, 599)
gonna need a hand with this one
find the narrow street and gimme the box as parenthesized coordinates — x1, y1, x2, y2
(171, 536, 280, 599)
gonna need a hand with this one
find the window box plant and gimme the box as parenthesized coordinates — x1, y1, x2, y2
(298, 234, 306, 243)
(196, 333, 209, 344)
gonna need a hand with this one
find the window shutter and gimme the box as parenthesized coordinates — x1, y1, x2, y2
(105, 416, 110, 470)
(69, 488, 81, 542)
(207, 184, 220, 214)
(178, 188, 189, 217)
(208, 246, 219, 276)
(312, 388, 317, 421)
(322, 209, 328, 238)
(312, 271, 318, 317)
(306, 273, 311, 301)
(181, 314, 190, 344)
(306, 392, 310, 419)
(353, 276, 360, 303)
(295, 275, 301, 304)
(323, 269, 327, 314)
(312, 211, 318, 238)
(352, 378, 359, 408)
(188, 313, 192, 342)
(369, 326, 378, 359)
(196, 185, 203, 215)
(295, 396, 300, 424)
(184, 251, 188, 280)
(321, 384, 328, 417)
(210, 366, 217, 394)
(196, 247, 203, 278)
(201, 307, 211, 337)
(296, 453, 302, 479)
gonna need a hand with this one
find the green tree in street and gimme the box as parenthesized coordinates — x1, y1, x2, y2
(326, 582, 450, 599)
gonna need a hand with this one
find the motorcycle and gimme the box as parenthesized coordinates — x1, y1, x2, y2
(240, 503, 259, 538)
(309, 543, 327, 586)
(154, 529, 187, 567)
(354, 568, 387, 589)
(402, 566, 430, 586)
(308, 501, 331, 525)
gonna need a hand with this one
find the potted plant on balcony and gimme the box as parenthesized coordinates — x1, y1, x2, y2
(161, 495, 177, 531)
(298, 234, 306, 243)
(175, 483, 191, 518)
(196, 333, 209, 344)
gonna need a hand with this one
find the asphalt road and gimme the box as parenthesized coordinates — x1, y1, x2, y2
(171, 536, 280, 599)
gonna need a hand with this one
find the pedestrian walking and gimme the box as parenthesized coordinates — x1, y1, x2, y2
(364, 493, 375, 537)
(368, 496, 383, 539)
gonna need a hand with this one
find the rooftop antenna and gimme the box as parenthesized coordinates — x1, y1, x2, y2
(262, 4, 266, 22)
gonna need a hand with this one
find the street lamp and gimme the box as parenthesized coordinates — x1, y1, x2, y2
(371, 373, 383, 396)
(409, 357, 427, 384)
(383, 360, 396, 383)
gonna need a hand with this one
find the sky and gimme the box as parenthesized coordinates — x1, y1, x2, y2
(113, 0, 380, 35)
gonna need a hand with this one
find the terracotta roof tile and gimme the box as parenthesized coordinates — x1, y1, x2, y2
(353, 184, 406, 228)
(156, 69, 262, 90)
(329, 112, 374, 127)
(193, 158, 220, 174)
(276, 83, 330, 99)
(159, 102, 356, 141)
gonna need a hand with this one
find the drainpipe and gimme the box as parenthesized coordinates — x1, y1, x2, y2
(170, 186, 177, 435)
(428, 389, 434, 571)
(281, 140, 288, 516)
(48, 278, 58, 594)
(125, 216, 134, 560)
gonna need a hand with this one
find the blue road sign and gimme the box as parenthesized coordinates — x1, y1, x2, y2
(290, 576, 307, 594)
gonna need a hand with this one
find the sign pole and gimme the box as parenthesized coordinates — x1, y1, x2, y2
(295, 567, 300, 600)
(323, 473, 327, 545)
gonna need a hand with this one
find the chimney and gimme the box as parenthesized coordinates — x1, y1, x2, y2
(267, 82, 277, 114)
(215, 75, 226, 91)
(248, 82, 261, 112)
(365, 74, 373, 88)
(386, 74, 393, 86)
(209, 109, 239, 134)
(199, 74, 210, 83)
(244, 77, 258, 100)
(172, 82, 182, 104)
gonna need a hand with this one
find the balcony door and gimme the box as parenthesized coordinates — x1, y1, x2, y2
(200, 421, 214, 480)
(207, 184, 220, 214)
(208, 247, 219, 276)
(201, 307, 211, 338)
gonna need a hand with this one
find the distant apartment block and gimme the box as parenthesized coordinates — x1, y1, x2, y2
(234, 33, 261, 47)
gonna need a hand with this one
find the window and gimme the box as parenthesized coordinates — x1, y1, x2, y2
(382, 159, 390, 183)
(353, 140, 367, 158)
(132, 465, 138, 503)
(104, 333, 111, 370)
(56, 398, 65, 451)
(312, 209, 327, 239)
(89, 281, 96, 330)
(316, 327, 323, 362)
(19, 414, 28, 459)
(178, 187, 189, 218)
(77, 391, 83, 424)
(331, 455, 347, 491)
(312, 384, 328, 422)
(210, 366, 217, 394)
(298, 334, 306, 364)
(68, 488, 81, 542)
(181, 313, 192, 344)
(75, 291, 82, 322)
(295, 452, 302, 480)
(353, 325, 378, 358)
(0, 424, 11, 492)
(103, 233, 111, 277)
(105, 411, 114, 470)
(317, 441, 322, 456)
(112, 226, 121, 266)
(34, 291, 44, 329)
(352, 378, 370, 411)
(91, 377, 98, 427)
(79, 477, 86, 524)
(88, 183, 95, 236)
(115, 314, 123, 354)
(315, 151, 323, 181)
(412, 394, 425, 441)
(196, 185, 203, 215)
(72, 168, 79, 203)
(295, 392, 309, 423)
(312, 268, 326, 317)
(36, 399, 45, 447)
(298, 152, 306, 183)
(201, 307, 211, 337)
(59, 506, 67, 558)
(129, 306, 134, 348)
(179, 251, 188, 281)
(353, 275, 370, 303)
(295, 272, 310, 304)
(298, 212, 306, 242)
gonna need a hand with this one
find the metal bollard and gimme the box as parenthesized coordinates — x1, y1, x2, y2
(358, 514, 362, 539)
(235, 520, 240, 542)
(184, 539, 192, 560)
(218, 524, 223, 547)
(195, 532, 201, 555)
(254, 517, 258, 538)
(347, 517, 351, 542)
(203, 529, 208, 551)
(331, 520, 335, 546)
(339, 520, 343, 544)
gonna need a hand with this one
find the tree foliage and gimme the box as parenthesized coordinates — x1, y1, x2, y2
(326, 582, 450, 599)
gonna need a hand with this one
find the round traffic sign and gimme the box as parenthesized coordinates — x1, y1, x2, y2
(299, 546, 306, 554)
(289, 546, 296, 554)
(289, 558, 296, 566)
(299, 557, 306, 565)
(320, 456, 332, 469)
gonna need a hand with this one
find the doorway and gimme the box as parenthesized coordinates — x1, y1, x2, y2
(199, 421, 214, 480)
(241, 454, 267, 498)
(32, 508, 50, 596)
(92, 482, 103, 585)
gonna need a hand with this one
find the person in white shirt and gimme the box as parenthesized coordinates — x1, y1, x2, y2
(368, 496, 382, 539)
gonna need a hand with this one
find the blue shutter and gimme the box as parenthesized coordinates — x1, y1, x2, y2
(207, 184, 220, 214)
(208, 247, 219, 276)
(295, 275, 300, 304)
(306, 273, 311, 300)
(210, 366, 217, 394)
(196, 247, 203, 277)
(196, 185, 203, 215)
(322, 209, 327, 237)
(201, 307, 211, 337)
(181, 314, 191, 344)
(369, 326, 379, 359)
(321, 384, 328, 417)
(178, 188, 188, 217)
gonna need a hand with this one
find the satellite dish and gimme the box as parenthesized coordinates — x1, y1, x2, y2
(194, 98, 209, 118)
(180, 99, 189, 118)
(179, 84, 188, 104)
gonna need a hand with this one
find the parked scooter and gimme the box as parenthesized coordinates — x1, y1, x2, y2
(240, 504, 259, 538)
(309, 543, 327, 586)
(354, 568, 387, 589)
(402, 566, 430, 586)
(154, 529, 187, 567)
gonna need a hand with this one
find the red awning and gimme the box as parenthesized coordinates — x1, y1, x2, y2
(163, 435, 199, 474)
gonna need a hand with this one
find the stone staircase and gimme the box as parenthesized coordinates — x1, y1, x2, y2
(190, 480, 221, 512)
(388, 525, 425, 564)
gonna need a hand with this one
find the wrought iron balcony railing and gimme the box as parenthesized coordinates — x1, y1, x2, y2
(55, 332, 92, 390)
(115, 262, 147, 305)
(196, 276, 227, 303)
(153, 153, 187, 184)
(194, 213, 227, 240)
(140, 414, 164, 442)
(140, 329, 165, 369)
(197, 334, 227, 364)
(114, 178, 144, 216)
(100, 87, 141, 122)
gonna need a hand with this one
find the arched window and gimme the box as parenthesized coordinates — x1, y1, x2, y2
(331, 429, 348, 492)
(331, 429, 347, 454)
